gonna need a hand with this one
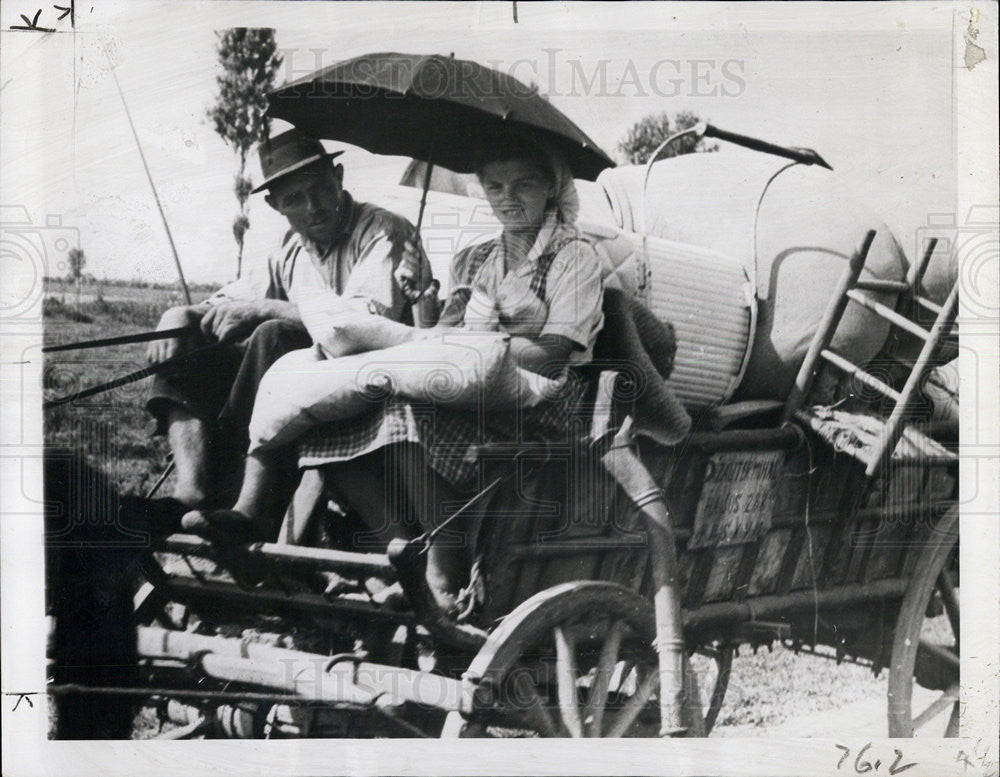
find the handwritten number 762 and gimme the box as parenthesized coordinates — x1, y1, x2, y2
(836, 743, 917, 775)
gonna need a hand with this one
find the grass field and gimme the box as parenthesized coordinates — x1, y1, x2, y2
(41, 278, 890, 737)
(43, 279, 210, 495)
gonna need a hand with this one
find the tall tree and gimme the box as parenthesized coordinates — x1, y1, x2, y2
(618, 110, 719, 166)
(66, 247, 86, 309)
(207, 28, 283, 279)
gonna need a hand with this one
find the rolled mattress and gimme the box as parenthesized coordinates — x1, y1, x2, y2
(588, 152, 912, 403)
(581, 220, 752, 409)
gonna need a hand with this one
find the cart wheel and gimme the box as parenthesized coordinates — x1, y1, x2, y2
(689, 642, 734, 733)
(441, 581, 705, 738)
(887, 507, 959, 737)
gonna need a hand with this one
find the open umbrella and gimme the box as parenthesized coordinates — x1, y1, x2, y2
(267, 52, 615, 316)
(267, 51, 614, 181)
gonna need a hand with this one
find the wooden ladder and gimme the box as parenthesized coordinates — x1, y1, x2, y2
(783, 231, 959, 478)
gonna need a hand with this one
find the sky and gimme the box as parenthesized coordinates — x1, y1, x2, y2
(1, 1, 958, 286)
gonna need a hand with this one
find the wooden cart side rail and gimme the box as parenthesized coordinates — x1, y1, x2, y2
(502, 496, 955, 561)
(160, 534, 396, 579)
(683, 577, 908, 634)
(162, 575, 418, 624)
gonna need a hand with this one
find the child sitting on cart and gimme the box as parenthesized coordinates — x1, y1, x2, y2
(181, 133, 605, 613)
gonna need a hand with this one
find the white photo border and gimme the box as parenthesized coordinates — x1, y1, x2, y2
(1, 2, 997, 775)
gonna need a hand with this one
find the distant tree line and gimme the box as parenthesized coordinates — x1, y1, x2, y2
(46, 274, 219, 293)
(618, 110, 719, 165)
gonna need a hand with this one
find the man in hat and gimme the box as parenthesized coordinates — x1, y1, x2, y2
(146, 128, 429, 508)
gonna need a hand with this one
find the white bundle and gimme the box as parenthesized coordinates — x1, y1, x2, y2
(248, 331, 560, 453)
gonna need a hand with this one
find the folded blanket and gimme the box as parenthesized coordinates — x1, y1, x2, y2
(248, 332, 562, 453)
(592, 287, 691, 446)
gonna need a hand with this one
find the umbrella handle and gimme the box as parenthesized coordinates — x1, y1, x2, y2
(415, 156, 435, 237)
(412, 144, 436, 328)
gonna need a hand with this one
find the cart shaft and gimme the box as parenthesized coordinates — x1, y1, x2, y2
(138, 626, 465, 712)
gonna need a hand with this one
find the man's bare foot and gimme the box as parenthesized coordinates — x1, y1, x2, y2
(179, 509, 267, 587)
(181, 508, 262, 544)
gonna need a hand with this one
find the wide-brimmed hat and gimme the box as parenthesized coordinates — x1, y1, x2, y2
(252, 129, 344, 193)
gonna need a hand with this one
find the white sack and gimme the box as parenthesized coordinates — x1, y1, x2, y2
(248, 332, 559, 453)
(296, 291, 416, 358)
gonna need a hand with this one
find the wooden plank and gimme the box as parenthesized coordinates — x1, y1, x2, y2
(666, 450, 711, 534)
(866, 466, 932, 582)
(843, 463, 885, 585)
(900, 518, 933, 578)
(629, 545, 652, 597)
(683, 550, 714, 608)
(535, 552, 602, 593)
(509, 460, 566, 610)
(555, 456, 620, 588)
(790, 525, 832, 590)
(747, 529, 790, 596)
(538, 451, 609, 543)
(816, 464, 869, 586)
(770, 449, 810, 522)
(820, 521, 855, 587)
(774, 527, 807, 597)
(595, 488, 649, 591)
(674, 550, 695, 603)
(478, 461, 547, 621)
(777, 447, 860, 594)
(165, 575, 417, 625)
(732, 541, 762, 601)
(845, 520, 876, 584)
(532, 489, 603, 594)
(160, 534, 395, 578)
(702, 546, 745, 603)
(887, 463, 928, 508)
(863, 512, 913, 581)
(863, 472, 888, 511)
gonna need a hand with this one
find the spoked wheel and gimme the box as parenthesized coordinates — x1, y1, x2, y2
(689, 641, 734, 733)
(888, 506, 959, 737)
(442, 582, 705, 738)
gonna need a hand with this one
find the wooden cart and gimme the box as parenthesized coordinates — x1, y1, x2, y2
(48, 231, 960, 739)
